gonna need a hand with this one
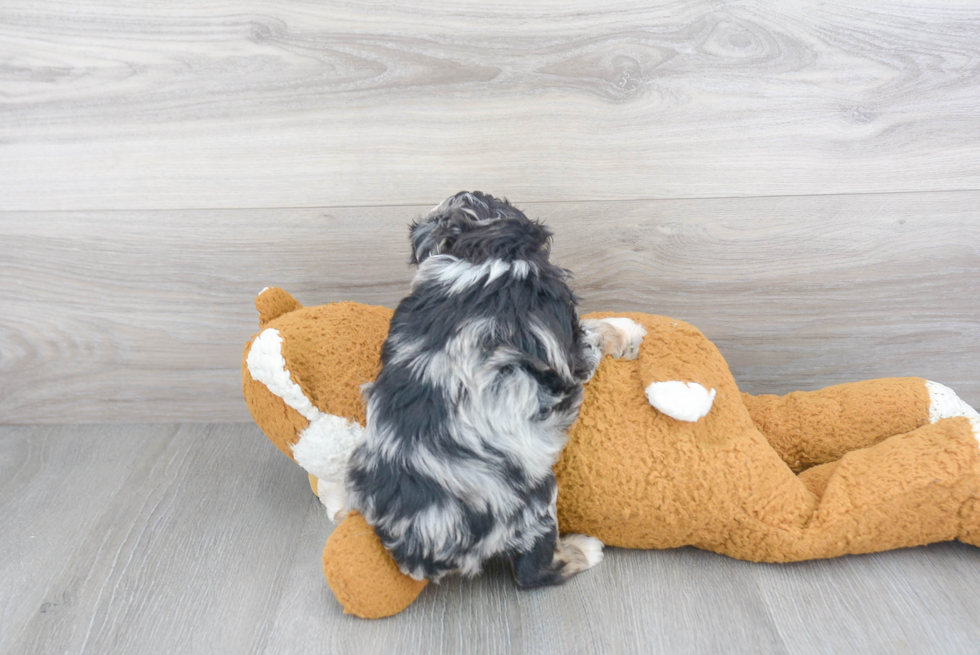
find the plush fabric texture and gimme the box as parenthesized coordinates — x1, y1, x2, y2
(242, 294, 392, 460)
(743, 378, 932, 473)
(556, 312, 816, 557)
(256, 286, 303, 327)
(322, 511, 428, 619)
(242, 290, 980, 619)
(556, 312, 980, 561)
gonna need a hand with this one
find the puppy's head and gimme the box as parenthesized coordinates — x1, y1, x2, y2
(410, 191, 552, 265)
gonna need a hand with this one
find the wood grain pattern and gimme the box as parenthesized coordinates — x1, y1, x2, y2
(1, 1, 979, 210)
(4, 423, 980, 654)
(2, 191, 978, 423)
(0, 424, 309, 655)
(0, 425, 162, 654)
(757, 549, 980, 654)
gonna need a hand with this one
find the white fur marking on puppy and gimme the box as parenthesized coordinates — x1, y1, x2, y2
(445, 259, 502, 294)
(487, 259, 510, 284)
(316, 479, 349, 523)
(258, 286, 270, 296)
(646, 381, 716, 422)
(560, 534, 605, 568)
(511, 259, 536, 279)
(246, 327, 364, 487)
(529, 319, 574, 380)
(415, 257, 512, 294)
(415, 256, 541, 295)
(926, 380, 980, 446)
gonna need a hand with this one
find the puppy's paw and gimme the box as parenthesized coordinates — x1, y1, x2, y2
(646, 380, 716, 422)
(316, 479, 349, 523)
(597, 317, 647, 360)
(560, 534, 605, 570)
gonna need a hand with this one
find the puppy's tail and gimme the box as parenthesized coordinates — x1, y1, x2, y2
(255, 286, 303, 327)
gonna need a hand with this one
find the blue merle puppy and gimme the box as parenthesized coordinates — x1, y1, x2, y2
(346, 191, 646, 588)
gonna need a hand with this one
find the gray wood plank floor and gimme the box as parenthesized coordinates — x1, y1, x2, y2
(3, 191, 979, 423)
(3, 423, 980, 655)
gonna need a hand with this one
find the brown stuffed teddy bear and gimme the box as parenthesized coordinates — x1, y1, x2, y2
(242, 287, 980, 619)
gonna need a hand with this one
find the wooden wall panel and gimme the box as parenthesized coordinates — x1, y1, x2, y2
(2, 191, 977, 423)
(1, 1, 978, 210)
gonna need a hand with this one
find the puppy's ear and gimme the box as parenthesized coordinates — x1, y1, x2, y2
(517, 220, 553, 259)
(409, 220, 438, 265)
(529, 221, 552, 253)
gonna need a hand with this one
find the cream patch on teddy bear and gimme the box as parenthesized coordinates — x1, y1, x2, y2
(246, 327, 360, 521)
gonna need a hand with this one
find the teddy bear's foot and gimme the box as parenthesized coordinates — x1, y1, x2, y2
(927, 381, 980, 449)
(925, 383, 980, 549)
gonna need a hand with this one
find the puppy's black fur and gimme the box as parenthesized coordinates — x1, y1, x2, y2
(346, 191, 603, 585)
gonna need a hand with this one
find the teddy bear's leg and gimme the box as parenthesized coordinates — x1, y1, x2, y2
(743, 378, 980, 474)
(741, 378, 933, 473)
(795, 416, 980, 558)
(570, 313, 822, 549)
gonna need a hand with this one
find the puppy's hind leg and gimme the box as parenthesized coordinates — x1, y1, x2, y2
(512, 476, 603, 588)
(513, 527, 605, 589)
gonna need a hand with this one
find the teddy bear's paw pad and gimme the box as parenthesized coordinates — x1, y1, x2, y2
(927, 381, 980, 447)
(560, 534, 605, 571)
(646, 380, 716, 422)
(598, 317, 647, 360)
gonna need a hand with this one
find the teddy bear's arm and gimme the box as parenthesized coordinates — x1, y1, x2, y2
(630, 316, 725, 422)
(579, 312, 717, 421)
(322, 512, 428, 618)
